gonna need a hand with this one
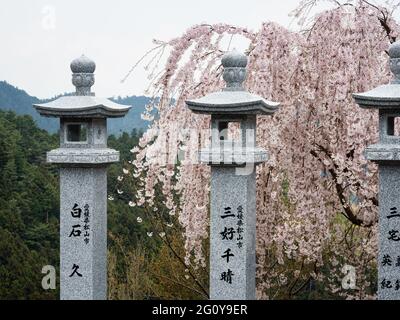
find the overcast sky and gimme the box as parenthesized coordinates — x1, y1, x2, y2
(0, 0, 391, 98)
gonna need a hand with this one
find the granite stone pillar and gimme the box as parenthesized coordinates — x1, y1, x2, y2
(354, 41, 400, 300)
(210, 167, 256, 300)
(34, 55, 131, 300)
(186, 50, 280, 300)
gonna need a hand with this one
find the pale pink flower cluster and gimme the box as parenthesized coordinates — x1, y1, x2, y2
(126, 1, 400, 298)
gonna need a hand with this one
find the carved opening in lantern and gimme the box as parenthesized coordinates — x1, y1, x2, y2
(387, 117, 400, 136)
(218, 121, 242, 143)
(66, 123, 88, 143)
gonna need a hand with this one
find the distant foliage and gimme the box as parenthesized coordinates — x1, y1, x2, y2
(0, 110, 59, 299)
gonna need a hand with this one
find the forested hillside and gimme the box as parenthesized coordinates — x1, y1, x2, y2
(0, 110, 205, 300)
(0, 81, 153, 135)
(0, 111, 59, 299)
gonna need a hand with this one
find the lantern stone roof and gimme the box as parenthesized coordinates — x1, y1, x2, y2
(186, 91, 279, 115)
(186, 49, 279, 115)
(352, 85, 400, 108)
(34, 55, 131, 118)
(34, 96, 131, 118)
(353, 41, 400, 109)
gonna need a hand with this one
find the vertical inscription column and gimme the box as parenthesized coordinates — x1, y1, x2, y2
(210, 168, 256, 300)
(60, 167, 107, 300)
(379, 166, 400, 298)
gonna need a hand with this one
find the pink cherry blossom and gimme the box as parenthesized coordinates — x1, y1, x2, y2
(125, 0, 400, 299)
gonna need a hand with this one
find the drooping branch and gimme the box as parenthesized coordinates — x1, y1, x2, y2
(361, 0, 397, 43)
(310, 145, 377, 228)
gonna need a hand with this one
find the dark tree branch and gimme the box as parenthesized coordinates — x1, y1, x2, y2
(310, 145, 377, 228)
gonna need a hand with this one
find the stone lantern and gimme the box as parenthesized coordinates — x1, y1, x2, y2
(353, 41, 400, 300)
(33, 55, 131, 300)
(186, 50, 279, 300)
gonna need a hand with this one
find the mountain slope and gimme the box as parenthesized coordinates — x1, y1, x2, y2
(0, 81, 152, 135)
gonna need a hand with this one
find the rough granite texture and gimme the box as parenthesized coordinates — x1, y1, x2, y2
(60, 167, 107, 300)
(210, 167, 256, 300)
(378, 165, 400, 300)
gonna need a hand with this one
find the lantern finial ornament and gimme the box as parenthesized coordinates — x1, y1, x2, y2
(389, 41, 400, 84)
(70, 54, 96, 96)
(222, 49, 248, 91)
